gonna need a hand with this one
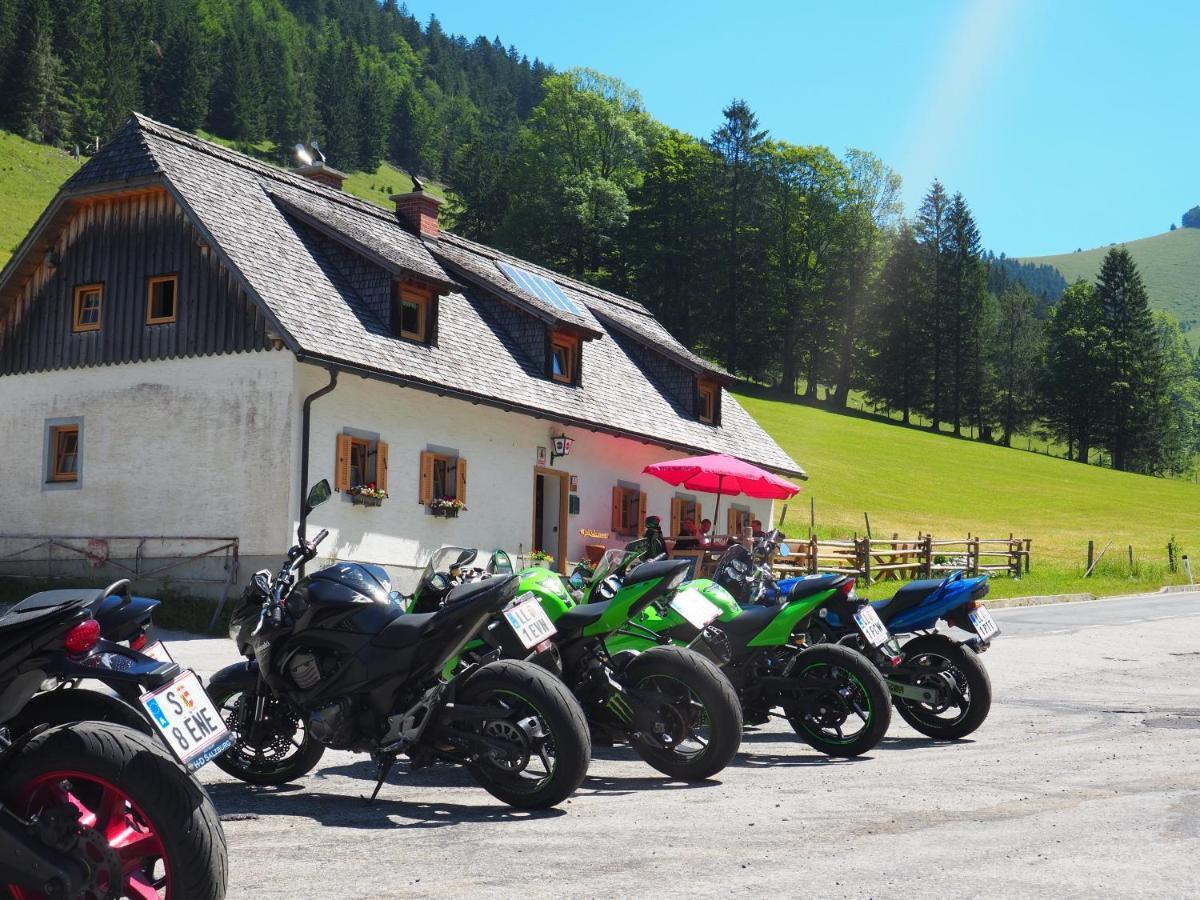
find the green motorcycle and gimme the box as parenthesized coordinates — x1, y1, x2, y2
(606, 534, 893, 757)
(410, 546, 744, 781)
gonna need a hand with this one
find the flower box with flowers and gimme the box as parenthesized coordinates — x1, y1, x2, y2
(347, 484, 388, 507)
(529, 551, 554, 569)
(428, 497, 466, 518)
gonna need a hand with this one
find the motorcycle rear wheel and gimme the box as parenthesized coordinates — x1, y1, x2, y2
(1, 721, 228, 900)
(623, 645, 743, 780)
(458, 659, 590, 809)
(783, 643, 891, 757)
(892, 633, 992, 739)
(207, 682, 325, 786)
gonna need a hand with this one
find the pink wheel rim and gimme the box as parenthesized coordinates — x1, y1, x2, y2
(8, 770, 171, 899)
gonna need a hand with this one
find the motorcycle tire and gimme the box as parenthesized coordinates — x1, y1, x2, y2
(892, 633, 992, 740)
(0, 721, 228, 900)
(783, 643, 891, 757)
(458, 659, 591, 809)
(207, 681, 325, 786)
(622, 645, 743, 780)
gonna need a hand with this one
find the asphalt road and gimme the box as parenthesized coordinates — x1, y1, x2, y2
(166, 591, 1200, 899)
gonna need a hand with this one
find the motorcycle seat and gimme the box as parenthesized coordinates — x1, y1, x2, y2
(374, 577, 520, 649)
(11, 589, 105, 613)
(444, 576, 515, 612)
(713, 603, 778, 647)
(372, 611, 438, 649)
(871, 579, 943, 626)
(552, 601, 608, 639)
(623, 558, 689, 587)
(785, 574, 850, 603)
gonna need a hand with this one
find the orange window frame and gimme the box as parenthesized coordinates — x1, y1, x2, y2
(698, 380, 718, 424)
(49, 425, 80, 482)
(393, 281, 432, 342)
(146, 274, 179, 325)
(550, 333, 579, 384)
(348, 437, 370, 486)
(72, 284, 103, 333)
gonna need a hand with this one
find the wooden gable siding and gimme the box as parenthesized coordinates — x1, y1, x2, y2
(0, 190, 273, 376)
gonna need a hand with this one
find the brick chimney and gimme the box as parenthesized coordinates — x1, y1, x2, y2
(391, 190, 443, 238)
(293, 162, 346, 191)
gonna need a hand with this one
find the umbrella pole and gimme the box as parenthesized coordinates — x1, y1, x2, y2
(712, 474, 723, 540)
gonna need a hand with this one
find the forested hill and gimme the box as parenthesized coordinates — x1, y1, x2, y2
(0, 0, 547, 179)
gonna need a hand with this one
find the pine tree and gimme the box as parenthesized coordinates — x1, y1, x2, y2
(6, 0, 68, 144)
(987, 285, 1043, 445)
(944, 192, 985, 436)
(1042, 280, 1105, 463)
(1094, 247, 1169, 472)
(711, 99, 769, 375)
(866, 225, 929, 423)
(914, 180, 950, 428)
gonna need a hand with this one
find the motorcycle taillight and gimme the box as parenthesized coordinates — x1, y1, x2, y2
(129, 630, 149, 651)
(64, 619, 101, 655)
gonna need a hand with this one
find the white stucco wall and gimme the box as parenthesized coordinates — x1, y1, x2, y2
(0, 351, 295, 556)
(297, 363, 777, 590)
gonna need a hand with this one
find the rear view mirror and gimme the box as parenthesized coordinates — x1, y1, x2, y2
(305, 479, 332, 515)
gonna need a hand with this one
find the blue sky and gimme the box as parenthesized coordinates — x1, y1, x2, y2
(404, 0, 1199, 257)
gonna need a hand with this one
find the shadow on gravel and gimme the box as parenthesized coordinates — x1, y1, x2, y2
(875, 735, 974, 750)
(205, 782, 566, 829)
(580, 774, 722, 796)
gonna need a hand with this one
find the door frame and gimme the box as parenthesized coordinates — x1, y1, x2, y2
(532, 466, 569, 573)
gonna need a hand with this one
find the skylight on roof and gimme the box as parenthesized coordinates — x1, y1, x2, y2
(497, 261, 582, 316)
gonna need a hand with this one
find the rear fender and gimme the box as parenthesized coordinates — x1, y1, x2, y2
(2, 687, 153, 739)
(886, 578, 987, 633)
(94, 594, 159, 643)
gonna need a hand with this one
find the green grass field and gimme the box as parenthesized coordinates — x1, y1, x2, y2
(1021, 227, 1200, 344)
(737, 388, 1200, 595)
(0, 131, 81, 268)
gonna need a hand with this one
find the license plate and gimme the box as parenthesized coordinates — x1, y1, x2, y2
(140, 641, 174, 664)
(669, 589, 721, 629)
(854, 605, 891, 647)
(139, 670, 232, 771)
(968, 605, 999, 641)
(504, 593, 557, 650)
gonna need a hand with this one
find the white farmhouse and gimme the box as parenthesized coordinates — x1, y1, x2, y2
(0, 115, 802, 593)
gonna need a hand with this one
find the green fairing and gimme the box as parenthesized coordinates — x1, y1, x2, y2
(745, 589, 836, 646)
(584, 580, 658, 637)
(517, 568, 577, 621)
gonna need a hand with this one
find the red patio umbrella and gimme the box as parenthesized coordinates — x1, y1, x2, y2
(642, 453, 801, 534)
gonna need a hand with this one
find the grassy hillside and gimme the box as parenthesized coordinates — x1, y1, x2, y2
(1021, 228, 1200, 342)
(0, 131, 81, 268)
(737, 389, 1200, 596)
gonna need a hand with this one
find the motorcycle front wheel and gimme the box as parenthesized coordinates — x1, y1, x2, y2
(783, 643, 891, 757)
(208, 681, 325, 786)
(457, 659, 591, 809)
(623, 645, 743, 780)
(892, 633, 992, 739)
(0, 721, 228, 900)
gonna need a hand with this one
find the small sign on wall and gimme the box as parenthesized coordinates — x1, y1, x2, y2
(568, 494, 580, 515)
(536, 446, 547, 466)
(569, 474, 579, 492)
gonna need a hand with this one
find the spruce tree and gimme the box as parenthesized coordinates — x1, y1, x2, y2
(866, 225, 929, 423)
(988, 285, 1043, 445)
(1042, 280, 1105, 462)
(944, 192, 986, 436)
(914, 180, 950, 428)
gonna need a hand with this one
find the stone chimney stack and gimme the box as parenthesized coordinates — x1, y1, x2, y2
(391, 189, 443, 239)
(293, 162, 346, 191)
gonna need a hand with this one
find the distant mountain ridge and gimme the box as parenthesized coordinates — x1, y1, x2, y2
(1020, 228, 1200, 344)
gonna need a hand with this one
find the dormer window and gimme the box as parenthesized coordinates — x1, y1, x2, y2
(697, 377, 720, 425)
(392, 279, 434, 343)
(548, 331, 580, 385)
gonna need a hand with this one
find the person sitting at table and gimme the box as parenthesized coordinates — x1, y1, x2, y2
(674, 517, 700, 550)
(698, 518, 727, 549)
(751, 519, 765, 538)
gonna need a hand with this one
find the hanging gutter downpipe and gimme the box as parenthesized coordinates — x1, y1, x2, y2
(298, 367, 339, 572)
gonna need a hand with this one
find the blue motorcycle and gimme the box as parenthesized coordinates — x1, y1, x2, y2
(772, 569, 998, 740)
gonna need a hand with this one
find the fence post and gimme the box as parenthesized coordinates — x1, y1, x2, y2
(1087, 540, 1094, 573)
(808, 536, 817, 575)
(1024, 539, 1031, 573)
(922, 534, 933, 578)
(859, 537, 871, 584)
(970, 536, 980, 576)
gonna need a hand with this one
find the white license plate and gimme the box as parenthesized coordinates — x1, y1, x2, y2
(140, 641, 174, 664)
(968, 605, 999, 641)
(139, 670, 232, 771)
(504, 594, 557, 650)
(669, 589, 721, 629)
(854, 605, 891, 647)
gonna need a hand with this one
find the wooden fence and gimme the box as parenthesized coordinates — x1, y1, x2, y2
(772, 534, 1031, 583)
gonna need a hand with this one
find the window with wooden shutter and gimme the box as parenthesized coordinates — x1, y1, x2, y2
(670, 498, 683, 537)
(335, 434, 353, 492)
(611, 485, 643, 536)
(728, 506, 750, 538)
(455, 457, 468, 505)
(375, 442, 389, 493)
(419, 451, 435, 505)
(696, 377, 721, 425)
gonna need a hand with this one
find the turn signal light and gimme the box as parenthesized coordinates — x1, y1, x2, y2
(129, 632, 148, 651)
(64, 619, 101, 655)
(888, 655, 902, 667)
(966, 600, 981, 610)
(839, 579, 857, 597)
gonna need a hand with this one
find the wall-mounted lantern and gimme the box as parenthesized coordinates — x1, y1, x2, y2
(550, 432, 574, 466)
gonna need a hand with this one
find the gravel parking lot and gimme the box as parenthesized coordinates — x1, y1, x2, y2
(170, 592, 1200, 899)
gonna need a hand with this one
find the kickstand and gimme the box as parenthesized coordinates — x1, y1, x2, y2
(363, 753, 397, 806)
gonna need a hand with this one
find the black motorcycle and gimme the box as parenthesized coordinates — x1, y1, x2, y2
(207, 480, 591, 809)
(0, 593, 227, 899)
